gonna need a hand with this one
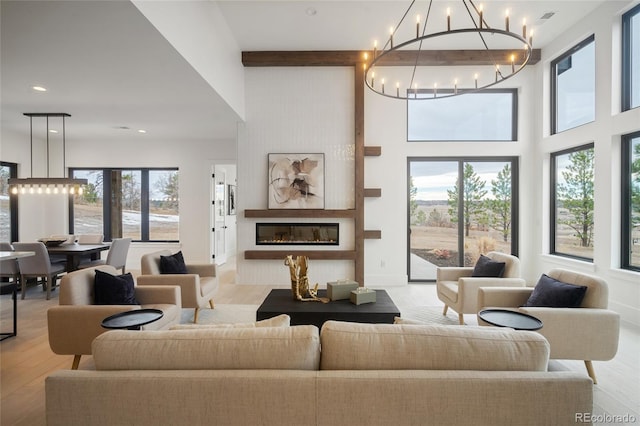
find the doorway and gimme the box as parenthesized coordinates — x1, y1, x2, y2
(210, 164, 237, 266)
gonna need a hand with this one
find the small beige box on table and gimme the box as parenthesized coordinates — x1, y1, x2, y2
(350, 287, 376, 305)
(327, 280, 359, 301)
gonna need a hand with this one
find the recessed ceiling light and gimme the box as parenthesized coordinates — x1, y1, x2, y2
(305, 7, 317, 16)
(48, 129, 58, 134)
(137, 129, 147, 134)
(32, 86, 47, 92)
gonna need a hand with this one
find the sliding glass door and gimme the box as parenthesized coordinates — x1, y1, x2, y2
(408, 158, 518, 281)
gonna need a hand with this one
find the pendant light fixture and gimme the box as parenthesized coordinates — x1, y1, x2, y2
(8, 113, 87, 195)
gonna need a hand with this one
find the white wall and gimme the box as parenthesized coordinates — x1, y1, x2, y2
(237, 65, 536, 288)
(237, 67, 356, 286)
(4, 132, 237, 270)
(132, 0, 246, 120)
(364, 66, 537, 286)
(533, 0, 640, 326)
(235, 1, 640, 327)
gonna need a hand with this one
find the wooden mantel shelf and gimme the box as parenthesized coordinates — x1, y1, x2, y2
(363, 188, 381, 198)
(244, 209, 356, 218)
(364, 146, 381, 156)
(245, 250, 356, 260)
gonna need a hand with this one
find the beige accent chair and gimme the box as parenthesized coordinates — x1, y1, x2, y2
(477, 268, 620, 384)
(137, 250, 218, 323)
(437, 251, 526, 324)
(47, 265, 181, 369)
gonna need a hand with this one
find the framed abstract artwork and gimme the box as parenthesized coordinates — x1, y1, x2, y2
(268, 153, 324, 209)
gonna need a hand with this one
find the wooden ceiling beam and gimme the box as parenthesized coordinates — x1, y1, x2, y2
(242, 49, 541, 67)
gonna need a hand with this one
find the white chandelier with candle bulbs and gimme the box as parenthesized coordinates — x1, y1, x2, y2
(8, 113, 87, 195)
(364, 0, 534, 100)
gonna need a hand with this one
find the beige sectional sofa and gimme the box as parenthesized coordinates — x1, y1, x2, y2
(46, 321, 593, 426)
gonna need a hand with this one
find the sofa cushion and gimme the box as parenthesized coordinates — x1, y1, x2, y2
(472, 254, 506, 277)
(523, 274, 587, 308)
(93, 270, 138, 305)
(320, 321, 549, 371)
(160, 251, 188, 274)
(93, 325, 320, 371)
(393, 316, 425, 325)
(169, 314, 291, 330)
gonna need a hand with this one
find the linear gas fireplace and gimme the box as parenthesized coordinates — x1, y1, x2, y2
(256, 223, 339, 246)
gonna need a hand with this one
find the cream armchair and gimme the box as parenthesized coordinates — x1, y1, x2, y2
(47, 265, 181, 369)
(436, 251, 526, 324)
(477, 268, 620, 384)
(137, 250, 218, 323)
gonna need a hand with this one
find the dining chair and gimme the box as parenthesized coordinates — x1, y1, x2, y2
(75, 234, 105, 265)
(12, 242, 67, 300)
(77, 234, 104, 244)
(78, 238, 131, 274)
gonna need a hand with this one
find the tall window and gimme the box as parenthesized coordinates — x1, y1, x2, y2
(551, 35, 596, 134)
(622, 3, 640, 111)
(70, 168, 179, 242)
(407, 89, 517, 141)
(622, 131, 640, 271)
(408, 157, 519, 281)
(0, 162, 18, 242)
(550, 144, 595, 261)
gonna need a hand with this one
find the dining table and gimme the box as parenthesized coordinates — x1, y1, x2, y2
(46, 243, 110, 272)
(0, 250, 35, 341)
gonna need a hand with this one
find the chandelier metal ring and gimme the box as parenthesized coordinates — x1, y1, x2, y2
(364, 0, 534, 100)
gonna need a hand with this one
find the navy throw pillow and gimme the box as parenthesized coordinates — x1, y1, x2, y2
(471, 255, 506, 277)
(94, 270, 138, 305)
(523, 274, 587, 308)
(160, 251, 188, 274)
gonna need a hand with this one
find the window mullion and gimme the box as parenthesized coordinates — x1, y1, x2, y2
(141, 170, 150, 241)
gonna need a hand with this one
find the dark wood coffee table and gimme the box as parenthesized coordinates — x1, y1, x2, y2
(256, 289, 400, 328)
(478, 309, 543, 331)
(101, 309, 164, 330)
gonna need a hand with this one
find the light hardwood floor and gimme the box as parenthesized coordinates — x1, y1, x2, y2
(1, 259, 639, 425)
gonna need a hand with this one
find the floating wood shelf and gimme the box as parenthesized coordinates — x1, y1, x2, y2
(364, 146, 381, 156)
(363, 188, 381, 198)
(364, 230, 382, 239)
(244, 250, 357, 260)
(244, 209, 356, 218)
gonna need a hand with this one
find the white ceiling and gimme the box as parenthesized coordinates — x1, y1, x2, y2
(217, 0, 606, 50)
(1, 0, 608, 148)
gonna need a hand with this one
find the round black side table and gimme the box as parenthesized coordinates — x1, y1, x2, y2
(101, 309, 164, 330)
(478, 309, 543, 331)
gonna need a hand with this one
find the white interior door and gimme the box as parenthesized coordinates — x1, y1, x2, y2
(212, 167, 227, 265)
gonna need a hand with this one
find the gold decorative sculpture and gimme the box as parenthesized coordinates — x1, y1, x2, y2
(284, 255, 329, 303)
